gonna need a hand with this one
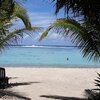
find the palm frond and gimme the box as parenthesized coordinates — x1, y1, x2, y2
(13, 4, 31, 29)
(51, 0, 100, 25)
(40, 18, 100, 61)
(85, 73, 100, 100)
(0, 0, 42, 50)
(0, 26, 41, 50)
(0, 0, 15, 20)
(39, 26, 53, 41)
(93, 74, 100, 91)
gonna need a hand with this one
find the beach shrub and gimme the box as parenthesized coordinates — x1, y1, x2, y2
(85, 73, 100, 100)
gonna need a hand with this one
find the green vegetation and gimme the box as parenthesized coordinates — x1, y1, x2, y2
(0, 0, 40, 50)
(52, 0, 100, 27)
(40, 0, 100, 62)
(85, 73, 100, 100)
(40, 18, 100, 61)
(42, 1, 100, 99)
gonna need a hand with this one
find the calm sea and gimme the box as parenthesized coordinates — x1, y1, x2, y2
(0, 46, 100, 68)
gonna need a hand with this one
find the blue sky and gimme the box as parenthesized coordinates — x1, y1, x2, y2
(17, 0, 74, 46)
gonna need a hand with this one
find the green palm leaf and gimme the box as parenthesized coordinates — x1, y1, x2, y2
(13, 4, 31, 29)
(40, 18, 100, 61)
(0, 1, 41, 50)
(0, 27, 41, 49)
(39, 26, 53, 41)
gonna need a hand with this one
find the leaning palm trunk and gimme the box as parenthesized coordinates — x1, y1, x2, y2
(40, 18, 100, 62)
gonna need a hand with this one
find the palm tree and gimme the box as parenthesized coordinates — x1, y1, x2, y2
(0, 0, 15, 20)
(40, 18, 100, 62)
(0, 0, 40, 50)
(51, 0, 100, 25)
(39, 0, 100, 62)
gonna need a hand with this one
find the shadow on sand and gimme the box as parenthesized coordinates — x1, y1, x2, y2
(8, 77, 18, 80)
(7, 81, 40, 88)
(0, 90, 31, 100)
(40, 95, 88, 100)
(0, 77, 41, 100)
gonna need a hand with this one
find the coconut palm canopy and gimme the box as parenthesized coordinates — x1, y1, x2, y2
(40, 0, 100, 61)
(0, 0, 14, 20)
(52, 0, 100, 24)
(0, 0, 41, 50)
(52, 0, 100, 40)
(51, 0, 100, 39)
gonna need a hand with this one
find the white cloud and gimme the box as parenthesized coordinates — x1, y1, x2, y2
(32, 19, 54, 26)
(29, 12, 54, 20)
(28, 12, 56, 26)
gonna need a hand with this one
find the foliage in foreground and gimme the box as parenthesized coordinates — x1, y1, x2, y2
(40, 18, 100, 62)
(85, 73, 100, 100)
(0, 0, 41, 50)
(51, 0, 100, 30)
(39, 0, 100, 62)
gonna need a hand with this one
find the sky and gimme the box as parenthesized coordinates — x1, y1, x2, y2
(16, 0, 74, 46)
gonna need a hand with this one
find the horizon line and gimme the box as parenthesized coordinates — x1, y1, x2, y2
(5, 44, 85, 47)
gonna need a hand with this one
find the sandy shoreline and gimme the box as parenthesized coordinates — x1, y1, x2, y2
(1, 68, 100, 100)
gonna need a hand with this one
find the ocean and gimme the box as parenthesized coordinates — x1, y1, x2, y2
(0, 46, 100, 68)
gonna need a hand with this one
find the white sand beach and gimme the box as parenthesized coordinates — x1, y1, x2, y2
(2, 68, 100, 100)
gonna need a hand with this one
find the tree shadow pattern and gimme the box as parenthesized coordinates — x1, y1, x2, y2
(0, 77, 41, 100)
(40, 95, 88, 100)
(0, 90, 31, 100)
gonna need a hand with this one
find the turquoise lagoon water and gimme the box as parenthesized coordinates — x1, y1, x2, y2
(0, 46, 100, 68)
